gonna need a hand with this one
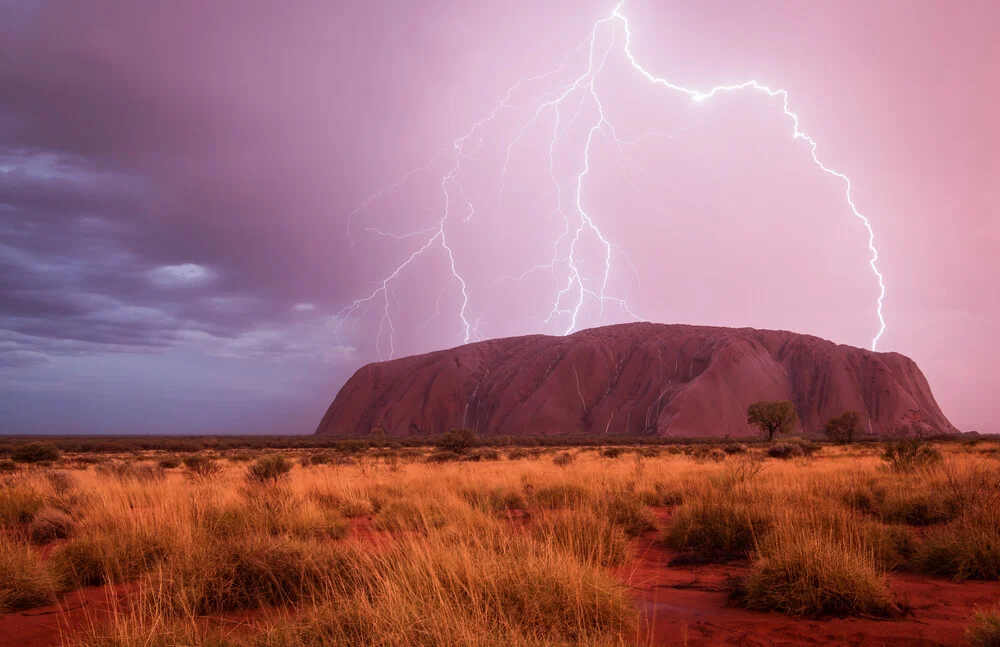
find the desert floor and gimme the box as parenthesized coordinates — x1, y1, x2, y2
(2, 439, 1000, 646)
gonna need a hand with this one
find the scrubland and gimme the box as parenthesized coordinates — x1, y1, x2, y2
(2, 439, 1000, 645)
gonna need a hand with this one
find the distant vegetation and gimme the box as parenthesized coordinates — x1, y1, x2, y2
(1, 436, 1000, 644)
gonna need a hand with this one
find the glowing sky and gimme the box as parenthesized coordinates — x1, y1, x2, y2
(1, 0, 996, 434)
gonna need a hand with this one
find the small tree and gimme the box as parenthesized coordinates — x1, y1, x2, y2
(747, 401, 798, 442)
(437, 428, 478, 453)
(371, 427, 386, 449)
(824, 410, 863, 444)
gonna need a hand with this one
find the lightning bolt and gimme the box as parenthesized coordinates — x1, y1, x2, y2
(340, 1, 888, 358)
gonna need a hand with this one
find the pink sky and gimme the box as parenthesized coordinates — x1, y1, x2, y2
(1, 0, 996, 433)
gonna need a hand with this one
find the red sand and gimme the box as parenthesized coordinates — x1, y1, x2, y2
(4, 509, 998, 646)
(623, 508, 1000, 646)
(0, 585, 129, 647)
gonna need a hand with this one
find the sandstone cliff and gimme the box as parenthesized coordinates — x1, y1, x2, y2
(315, 323, 955, 438)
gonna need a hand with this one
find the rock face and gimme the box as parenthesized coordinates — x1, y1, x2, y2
(315, 323, 955, 439)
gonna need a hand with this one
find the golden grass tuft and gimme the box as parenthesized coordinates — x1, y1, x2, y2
(0, 536, 60, 612)
(968, 608, 1000, 647)
(739, 527, 897, 617)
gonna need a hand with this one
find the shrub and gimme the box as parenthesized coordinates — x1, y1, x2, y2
(507, 448, 530, 460)
(739, 531, 897, 617)
(824, 410, 863, 444)
(437, 428, 478, 453)
(11, 442, 61, 463)
(426, 450, 462, 463)
(247, 455, 292, 485)
(881, 430, 942, 472)
(0, 459, 17, 473)
(968, 608, 1000, 647)
(28, 508, 76, 544)
(785, 437, 820, 457)
(767, 442, 804, 460)
(601, 447, 625, 459)
(182, 455, 222, 478)
(463, 448, 500, 462)
(157, 456, 181, 469)
(0, 537, 59, 612)
(304, 452, 335, 466)
(724, 443, 748, 455)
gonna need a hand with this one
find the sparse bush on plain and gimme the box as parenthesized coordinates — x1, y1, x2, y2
(11, 441, 61, 463)
(767, 442, 804, 460)
(247, 455, 293, 485)
(824, 410, 864, 444)
(157, 456, 181, 469)
(437, 428, 478, 453)
(182, 454, 222, 478)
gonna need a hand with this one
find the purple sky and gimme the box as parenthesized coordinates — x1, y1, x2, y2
(1, 0, 996, 434)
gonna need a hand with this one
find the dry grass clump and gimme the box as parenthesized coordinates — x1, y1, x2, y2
(0, 483, 46, 532)
(197, 487, 348, 541)
(255, 534, 636, 646)
(665, 490, 771, 562)
(915, 506, 1000, 580)
(738, 526, 897, 617)
(526, 482, 590, 510)
(149, 533, 354, 614)
(600, 487, 657, 537)
(95, 460, 166, 483)
(28, 507, 77, 544)
(373, 499, 449, 532)
(460, 485, 526, 517)
(0, 536, 60, 612)
(968, 608, 1000, 647)
(531, 508, 629, 567)
(50, 522, 175, 586)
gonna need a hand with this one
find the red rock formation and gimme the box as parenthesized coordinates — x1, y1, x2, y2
(315, 323, 955, 439)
